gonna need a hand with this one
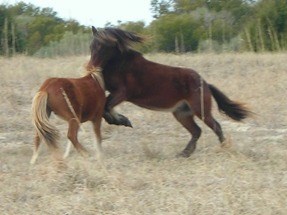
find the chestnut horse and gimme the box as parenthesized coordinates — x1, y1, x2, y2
(88, 27, 252, 157)
(30, 70, 105, 164)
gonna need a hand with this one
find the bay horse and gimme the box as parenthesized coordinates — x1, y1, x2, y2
(30, 70, 105, 164)
(88, 26, 252, 158)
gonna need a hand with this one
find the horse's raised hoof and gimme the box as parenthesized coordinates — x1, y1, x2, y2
(103, 112, 133, 127)
(103, 112, 115, 124)
(116, 114, 133, 127)
(124, 121, 133, 127)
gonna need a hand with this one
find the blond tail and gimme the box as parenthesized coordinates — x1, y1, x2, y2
(31, 91, 60, 148)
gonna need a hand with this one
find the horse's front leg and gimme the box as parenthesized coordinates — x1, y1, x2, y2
(103, 91, 132, 127)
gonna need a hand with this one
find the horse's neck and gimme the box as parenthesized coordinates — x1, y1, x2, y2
(118, 51, 145, 68)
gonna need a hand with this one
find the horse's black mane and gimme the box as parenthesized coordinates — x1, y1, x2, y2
(93, 27, 144, 52)
(104, 28, 144, 43)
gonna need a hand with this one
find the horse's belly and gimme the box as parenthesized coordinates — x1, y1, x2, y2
(134, 100, 189, 113)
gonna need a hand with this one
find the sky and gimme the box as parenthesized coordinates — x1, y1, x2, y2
(0, 0, 154, 27)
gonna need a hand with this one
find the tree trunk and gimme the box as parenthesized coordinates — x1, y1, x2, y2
(3, 18, 9, 57)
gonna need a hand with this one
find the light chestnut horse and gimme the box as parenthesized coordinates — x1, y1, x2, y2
(30, 70, 105, 164)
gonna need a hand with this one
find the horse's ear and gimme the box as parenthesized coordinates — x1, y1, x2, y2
(92, 26, 97, 36)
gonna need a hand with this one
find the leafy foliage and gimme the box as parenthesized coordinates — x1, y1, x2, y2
(243, 0, 287, 51)
(0, 2, 88, 56)
(1, 0, 287, 56)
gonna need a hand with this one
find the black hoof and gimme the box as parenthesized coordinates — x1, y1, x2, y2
(103, 112, 115, 124)
(118, 114, 133, 128)
(103, 112, 133, 128)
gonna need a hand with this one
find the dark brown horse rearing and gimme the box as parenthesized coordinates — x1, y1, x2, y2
(88, 27, 252, 157)
(30, 71, 105, 164)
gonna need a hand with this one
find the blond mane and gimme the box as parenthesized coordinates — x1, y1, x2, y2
(86, 65, 105, 90)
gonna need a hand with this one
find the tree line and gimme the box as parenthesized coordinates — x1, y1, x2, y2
(1, 0, 287, 57)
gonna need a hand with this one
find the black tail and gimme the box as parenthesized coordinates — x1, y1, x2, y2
(208, 84, 251, 121)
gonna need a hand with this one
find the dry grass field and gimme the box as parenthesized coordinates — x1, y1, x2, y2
(0, 53, 286, 215)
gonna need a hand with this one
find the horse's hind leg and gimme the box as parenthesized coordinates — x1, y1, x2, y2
(191, 88, 226, 147)
(202, 113, 225, 144)
(30, 132, 41, 164)
(67, 118, 88, 157)
(173, 106, 202, 157)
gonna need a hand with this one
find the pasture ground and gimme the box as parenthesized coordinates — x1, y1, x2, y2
(0, 53, 286, 214)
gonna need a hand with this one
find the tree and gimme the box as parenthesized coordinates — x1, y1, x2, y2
(150, 13, 204, 52)
(243, 0, 287, 51)
(0, 2, 87, 56)
(151, 0, 174, 18)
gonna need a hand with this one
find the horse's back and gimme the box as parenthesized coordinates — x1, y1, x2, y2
(111, 56, 210, 111)
(130, 58, 202, 96)
(38, 76, 105, 122)
(65, 76, 105, 121)
(38, 78, 77, 120)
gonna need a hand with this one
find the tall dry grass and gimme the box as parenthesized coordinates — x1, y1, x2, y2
(0, 53, 286, 214)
